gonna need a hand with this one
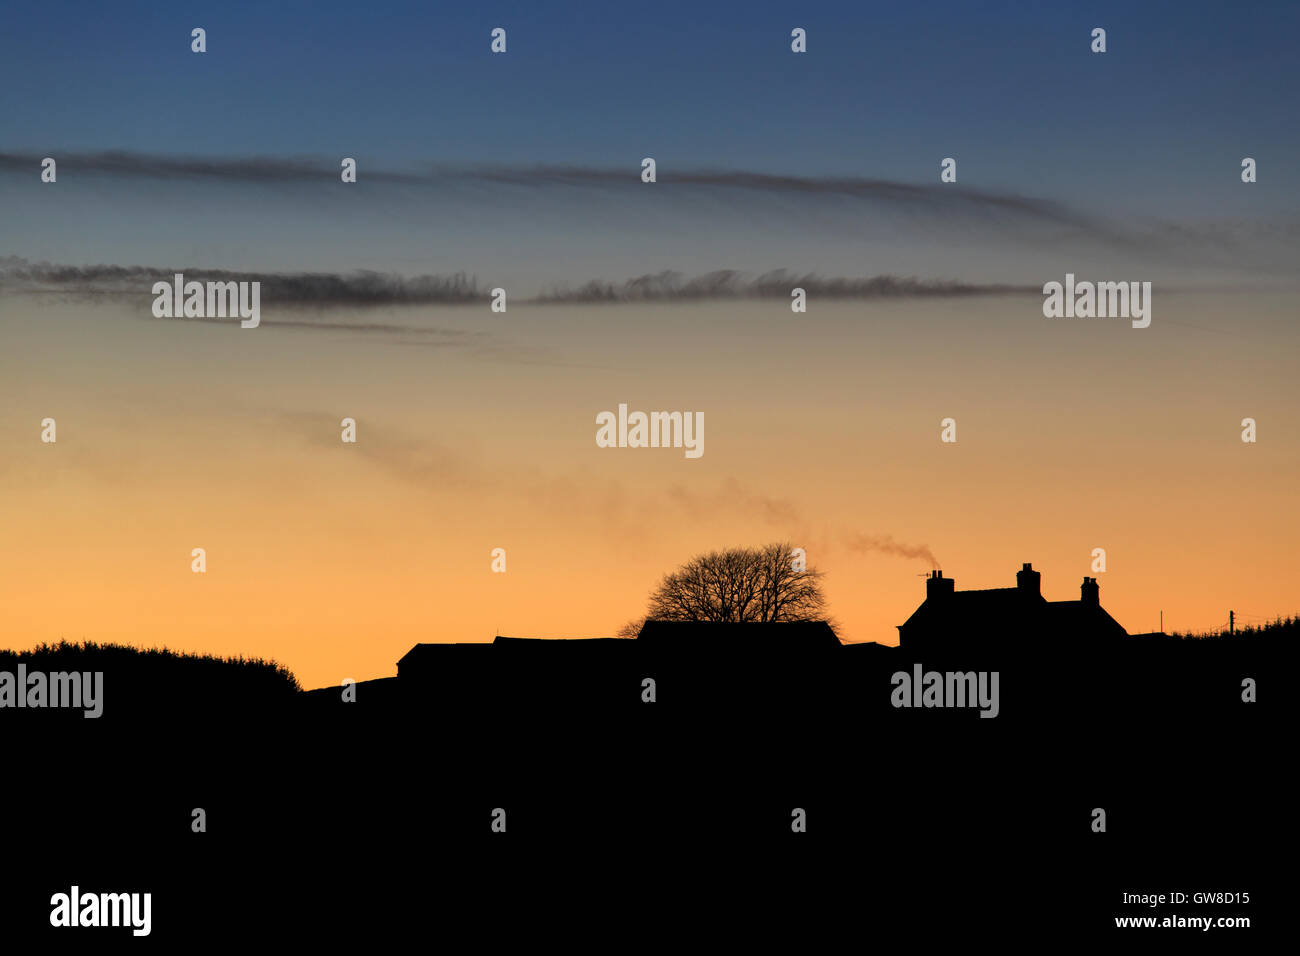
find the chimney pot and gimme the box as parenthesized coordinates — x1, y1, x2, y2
(1081, 576, 1100, 605)
(1016, 562, 1042, 595)
(926, 570, 954, 599)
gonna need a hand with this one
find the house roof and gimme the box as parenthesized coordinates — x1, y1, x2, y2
(900, 588, 1041, 631)
(1042, 601, 1127, 635)
(898, 574, 1128, 640)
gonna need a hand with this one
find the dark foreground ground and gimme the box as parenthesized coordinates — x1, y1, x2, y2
(3, 633, 1289, 945)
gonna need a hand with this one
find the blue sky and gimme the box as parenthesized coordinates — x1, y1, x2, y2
(2, 1, 1297, 283)
(3, 1, 1297, 198)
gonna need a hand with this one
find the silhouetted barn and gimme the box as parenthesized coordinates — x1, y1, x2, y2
(635, 620, 841, 654)
(634, 621, 842, 709)
(394, 624, 842, 711)
(898, 563, 1127, 654)
(492, 636, 629, 651)
(396, 642, 493, 681)
(399, 625, 840, 677)
(397, 636, 638, 709)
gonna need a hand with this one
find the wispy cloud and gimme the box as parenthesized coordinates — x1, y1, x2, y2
(267, 420, 937, 568)
(0, 257, 1034, 309)
(0, 256, 482, 306)
(0, 151, 1099, 230)
(665, 478, 802, 525)
(457, 164, 1089, 227)
(537, 270, 1034, 303)
(0, 151, 428, 185)
(7, 153, 1298, 274)
(843, 533, 939, 568)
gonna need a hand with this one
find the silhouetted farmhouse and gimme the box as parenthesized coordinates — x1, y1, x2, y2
(898, 563, 1127, 653)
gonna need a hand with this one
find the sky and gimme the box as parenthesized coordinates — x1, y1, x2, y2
(2, 1, 1298, 689)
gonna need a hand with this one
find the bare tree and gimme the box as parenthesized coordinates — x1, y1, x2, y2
(614, 618, 645, 639)
(641, 542, 827, 624)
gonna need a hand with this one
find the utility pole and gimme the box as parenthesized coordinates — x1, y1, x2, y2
(1160, 610, 1163, 634)
(1229, 611, 1234, 635)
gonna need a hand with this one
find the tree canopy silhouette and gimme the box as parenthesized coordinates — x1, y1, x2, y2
(633, 542, 828, 625)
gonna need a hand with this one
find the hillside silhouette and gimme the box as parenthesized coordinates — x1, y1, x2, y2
(1166, 615, 1298, 642)
(0, 639, 300, 720)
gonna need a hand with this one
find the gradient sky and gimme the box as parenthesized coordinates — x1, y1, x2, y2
(2, 1, 1297, 690)
(3, 0, 1298, 212)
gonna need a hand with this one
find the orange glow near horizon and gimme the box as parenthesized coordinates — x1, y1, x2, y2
(2, 294, 1297, 689)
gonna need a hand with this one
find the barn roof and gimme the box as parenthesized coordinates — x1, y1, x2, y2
(635, 620, 840, 649)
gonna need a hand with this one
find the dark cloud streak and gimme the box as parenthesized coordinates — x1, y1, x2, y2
(537, 270, 1035, 303)
(0, 257, 482, 306)
(0, 151, 1094, 229)
(1, 258, 1036, 308)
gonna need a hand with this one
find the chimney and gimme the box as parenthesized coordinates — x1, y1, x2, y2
(1016, 562, 1041, 596)
(1081, 576, 1099, 605)
(926, 569, 954, 600)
